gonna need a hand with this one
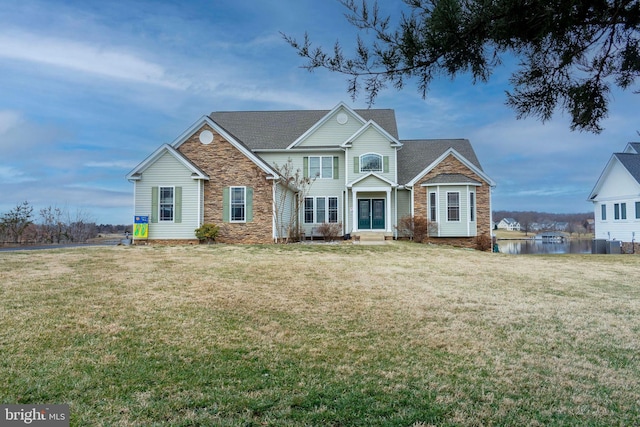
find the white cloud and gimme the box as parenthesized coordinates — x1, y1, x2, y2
(0, 31, 188, 89)
(0, 165, 36, 184)
(85, 160, 137, 169)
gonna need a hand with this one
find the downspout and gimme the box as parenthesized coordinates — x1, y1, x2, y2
(272, 180, 276, 242)
(132, 181, 137, 244)
(394, 186, 398, 239)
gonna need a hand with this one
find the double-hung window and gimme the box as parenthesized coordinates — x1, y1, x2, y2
(159, 187, 174, 222)
(469, 192, 476, 222)
(429, 192, 437, 222)
(309, 156, 334, 179)
(447, 192, 460, 222)
(601, 204, 607, 220)
(303, 196, 339, 223)
(230, 187, 246, 222)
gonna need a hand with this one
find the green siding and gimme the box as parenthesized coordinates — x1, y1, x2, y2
(222, 187, 230, 222)
(246, 187, 254, 222)
(132, 152, 201, 240)
(151, 187, 159, 223)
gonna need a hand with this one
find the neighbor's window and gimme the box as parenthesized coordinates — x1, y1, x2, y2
(636, 202, 640, 219)
(360, 153, 382, 172)
(469, 192, 476, 222)
(447, 192, 460, 222)
(159, 186, 174, 222)
(429, 192, 437, 222)
(309, 156, 334, 179)
(601, 204, 607, 220)
(230, 187, 246, 222)
(614, 203, 626, 220)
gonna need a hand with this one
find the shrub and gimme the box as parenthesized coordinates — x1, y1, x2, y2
(395, 215, 430, 243)
(475, 233, 493, 251)
(317, 222, 342, 241)
(195, 223, 219, 244)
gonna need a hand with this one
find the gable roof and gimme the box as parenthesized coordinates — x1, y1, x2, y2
(171, 116, 279, 177)
(588, 149, 640, 200)
(613, 152, 640, 183)
(126, 144, 209, 181)
(398, 139, 491, 186)
(342, 120, 402, 147)
(209, 108, 398, 150)
(624, 142, 640, 154)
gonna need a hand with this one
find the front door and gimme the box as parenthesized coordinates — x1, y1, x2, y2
(358, 199, 385, 230)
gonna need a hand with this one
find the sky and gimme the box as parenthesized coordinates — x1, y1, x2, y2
(0, 0, 638, 225)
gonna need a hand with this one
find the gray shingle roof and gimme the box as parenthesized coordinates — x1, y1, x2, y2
(208, 109, 487, 186)
(628, 142, 640, 154)
(209, 109, 398, 150)
(397, 139, 482, 184)
(615, 153, 640, 183)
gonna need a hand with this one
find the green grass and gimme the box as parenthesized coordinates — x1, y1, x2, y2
(1, 244, 639, 426)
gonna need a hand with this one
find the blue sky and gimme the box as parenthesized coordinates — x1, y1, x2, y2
(0, 0, 637, 225)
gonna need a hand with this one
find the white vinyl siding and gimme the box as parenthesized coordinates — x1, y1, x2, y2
(592, 159, 640, 242)
(133, 152, 201, 240)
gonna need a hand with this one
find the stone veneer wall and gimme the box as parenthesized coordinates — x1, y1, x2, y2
(177, 124, 274, 244)
(413, 154, 492, 250)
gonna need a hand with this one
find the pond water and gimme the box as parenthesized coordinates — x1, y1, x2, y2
(497, 239, 592, 255)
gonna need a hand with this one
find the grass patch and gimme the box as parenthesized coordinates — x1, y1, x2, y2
(1, 243, 639, 425)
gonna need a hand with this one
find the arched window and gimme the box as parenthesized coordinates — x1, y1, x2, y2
(360, 153, 382, 172)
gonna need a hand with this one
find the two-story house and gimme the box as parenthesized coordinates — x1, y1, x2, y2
(588, 142, 640, 253)
(127, 103, 495, 247)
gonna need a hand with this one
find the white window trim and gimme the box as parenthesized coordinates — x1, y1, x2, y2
(230, 186, 246, 223)
(428, 191, 438, 223)
(159, 185, 175, 223)
(309, 156, 334, 179)
(446, 191, 460, 222)
(469, 191, 476, 222)
(359, 152, 383, 173)
(303, 196, 339, 224)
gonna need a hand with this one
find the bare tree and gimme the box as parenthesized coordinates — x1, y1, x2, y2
(272, 158, 316, 243)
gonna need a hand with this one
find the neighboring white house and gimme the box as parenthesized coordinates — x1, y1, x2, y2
(497, 218, 521, 231)
(588, 142, 640, 252)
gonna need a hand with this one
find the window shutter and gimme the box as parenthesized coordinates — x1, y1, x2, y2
(333, 157, 339, 179)
(151, 187, 159, 223)
(222, 187, 230, 222)
(303, 157, 309, 178)
(174, 186, 182, 223)
(353, 157, 359, 173)
(383, 156, 389, 173)
(246, 187, 254, 222)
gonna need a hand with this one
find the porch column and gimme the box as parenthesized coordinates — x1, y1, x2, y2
(351, 188, 358, 232)
(386, 188, 391, 232)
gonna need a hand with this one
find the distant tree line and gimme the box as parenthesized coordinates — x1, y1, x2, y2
(493, 210, 594, 236)
(0, 201, 128, 245)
